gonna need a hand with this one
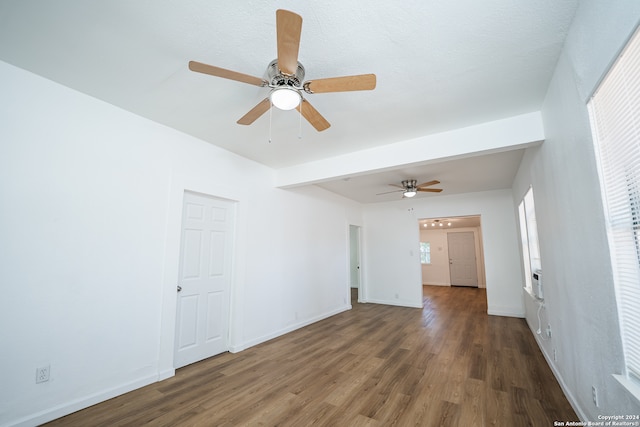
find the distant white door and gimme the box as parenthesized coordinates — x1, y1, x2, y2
(349, 225, 361, 289)
(174, 191, 235, 368)
(448, 231, 478, 287)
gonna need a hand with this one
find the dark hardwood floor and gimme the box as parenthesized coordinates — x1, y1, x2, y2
(45, 286, 576, 426)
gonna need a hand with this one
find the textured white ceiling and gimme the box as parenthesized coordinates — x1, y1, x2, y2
(317, 149, 526, 203)
(0, 0, 578, 201)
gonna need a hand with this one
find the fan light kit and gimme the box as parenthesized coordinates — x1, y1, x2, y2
(270, 87, 301, 110)
(188, 9, 377, 132)
(377, 180, 443, 198)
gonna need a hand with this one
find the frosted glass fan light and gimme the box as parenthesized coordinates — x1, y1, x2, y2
(270, 87, 301, 110)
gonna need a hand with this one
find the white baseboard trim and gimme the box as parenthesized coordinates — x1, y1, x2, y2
(8, 374, 158, 427)
(487, 306, 525, 318)
(228, 305, 352, 353)
(157, 368, 175, 382)
(6, 305, 368, 426)
(365, 298, 423, 309)
(533, 331, 587, 422)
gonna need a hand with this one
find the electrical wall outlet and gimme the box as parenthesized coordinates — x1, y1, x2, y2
(36, 365, 50, 383)
(592, 385, 599, 407)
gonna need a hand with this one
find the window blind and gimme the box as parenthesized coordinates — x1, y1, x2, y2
(524, 188, 542, 273)
(589, 26, 640, 382)
(518, 200, 533, 292)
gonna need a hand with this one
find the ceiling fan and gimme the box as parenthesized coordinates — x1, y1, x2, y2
(377, 180, 443, 198)
(188, 9, 377, 132)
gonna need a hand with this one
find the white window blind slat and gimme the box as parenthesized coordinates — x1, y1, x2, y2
(589, 26, 640, 387)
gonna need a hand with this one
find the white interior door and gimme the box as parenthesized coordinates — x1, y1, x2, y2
(174, 191, 235, 368)
(349, 225, 361, 289)
(448, 231, 478, 287)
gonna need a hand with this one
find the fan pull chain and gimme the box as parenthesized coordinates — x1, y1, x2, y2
(268, 102, 273, 143)
(298, 101, 303, 139)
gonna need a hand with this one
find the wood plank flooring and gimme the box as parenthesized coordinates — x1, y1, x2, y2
(45, 286, 576, 426)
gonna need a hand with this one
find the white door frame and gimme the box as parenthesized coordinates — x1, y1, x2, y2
(158, 174, 247, 381)
(174, 190, 236, 368)
(447, 231, 478, 287)
(349, 224, 363, 304)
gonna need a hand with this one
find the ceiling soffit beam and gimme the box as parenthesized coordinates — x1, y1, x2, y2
(275, 112, 544, 188)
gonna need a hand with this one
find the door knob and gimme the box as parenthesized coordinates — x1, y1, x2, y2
(177, 285, 182, 292)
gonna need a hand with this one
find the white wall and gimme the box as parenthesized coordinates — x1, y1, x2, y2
(362, 190, 523, 316)
(511, 0, 640, 419)
(0, 61, 362, 426)
(420, 227, 485, 288)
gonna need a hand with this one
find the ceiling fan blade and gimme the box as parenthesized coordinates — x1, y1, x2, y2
(376, 189, 404, 195)
(304, 74, 376, 93)
(296, 99, 331, 131)
(389, 184, 405, 189)
(189, 61, 267, 87)
(237, 98, 271, 125)
(417, 180, 440, 188)
(417, 188, 443, 193)
(276, 9, 303, 75)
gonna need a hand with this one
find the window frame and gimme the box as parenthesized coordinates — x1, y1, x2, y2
(518, 187, 541, 296)
(588, 24, 640, 393)
(420, 242, 431, 265)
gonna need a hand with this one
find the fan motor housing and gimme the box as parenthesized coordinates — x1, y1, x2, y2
(402, 179, 418, 190)
(267, 59, 305, 88)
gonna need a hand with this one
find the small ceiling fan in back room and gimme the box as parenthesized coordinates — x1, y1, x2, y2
(377, 180, 443, 198)
(188, 9, 377, 132)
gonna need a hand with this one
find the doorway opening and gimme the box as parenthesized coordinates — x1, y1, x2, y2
(418, 215, 486, 288)
(349, 224, 362, 304)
